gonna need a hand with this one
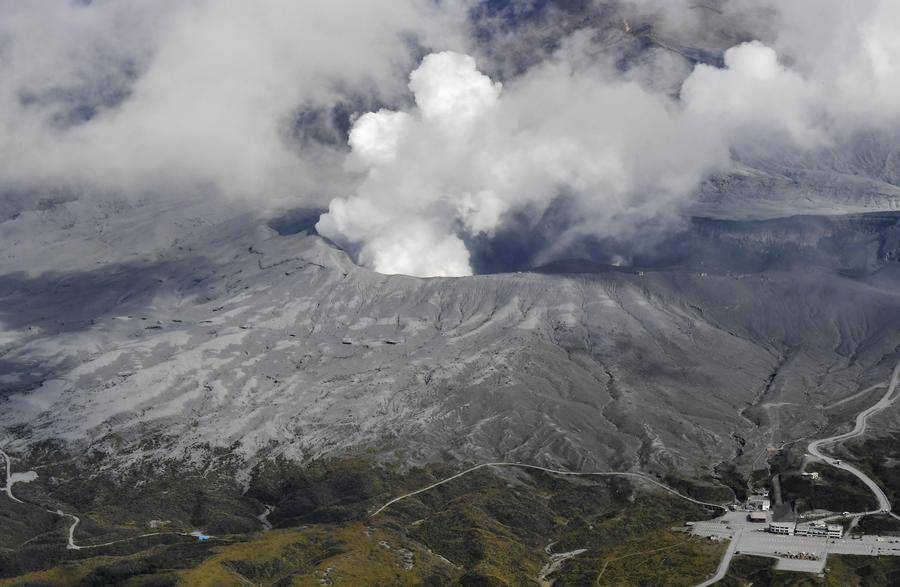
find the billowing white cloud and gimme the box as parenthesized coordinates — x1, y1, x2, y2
(348, 110, 412, 168)
(0, 0, 470, 202)
(759, 0, 900, 127)
(317, 49, 730, 276)
(318, 0, 900, 277)
(679, 0, 900, 152)
(317, 52, 505, 277)
(3, 0, 899, 277)
(681, 41, 824, 148)
(409, 52, 502, 124)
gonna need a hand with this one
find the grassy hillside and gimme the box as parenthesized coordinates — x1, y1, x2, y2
(1, 456, 730, 586)
(722, 554, 900, 586)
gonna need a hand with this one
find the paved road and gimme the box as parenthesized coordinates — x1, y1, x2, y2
(693, 512, 900, 582)
(808, 362, 900, 514)
(695, 362, 900, 585)
(695, 527, 742, 587)
(49, 508, 199, 550)
(369, 461, 728, 517)
(823, 381, 887, 411)
(1, 445, 81, 548)
(3, 444, 197, 550)
(54, 510, 205, 550)
(694, 516, 900, 558)
(58, 510, 81, 550)
(371, 366, 898, 522)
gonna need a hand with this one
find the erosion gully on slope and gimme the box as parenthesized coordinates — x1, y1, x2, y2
(695, 360, 900, 587)
(2, 362, 899, 575)
(366, 361, 900, 586)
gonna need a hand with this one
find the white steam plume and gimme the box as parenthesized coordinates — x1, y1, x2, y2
(758, 0, 900, 127)
(318, 0, 900, 277)
(2, 1, 900, 277)
(0, 0, 469, 203)
(317, 48, 731, 277)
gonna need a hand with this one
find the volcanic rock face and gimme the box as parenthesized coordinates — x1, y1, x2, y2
(2, 196, 900, 478)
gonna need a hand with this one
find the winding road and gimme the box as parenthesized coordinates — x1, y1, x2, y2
(697, 361, 900, 586)
(369, 461, 727, 518)
(58, 510, 81, 550)
(370, 461, 729, 584)
(807, 361, 900, 515)
(370, 363, 900, 524)
(823, 381, 887, 411)
(3, 444, 202, 550)
(695, 527, 742, 587)
(3, 445, 82, 548)
(5, 362, 900, 576)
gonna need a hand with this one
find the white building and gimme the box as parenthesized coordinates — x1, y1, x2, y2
(795, 521, 843, 539)
(748, 511, 768, 523)
(747, 495, 771, 511)
(769, 521, 796, 535)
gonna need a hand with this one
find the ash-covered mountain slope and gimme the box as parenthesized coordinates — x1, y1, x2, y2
(696, 137, 900, 220)
(2, 198, 900, 479)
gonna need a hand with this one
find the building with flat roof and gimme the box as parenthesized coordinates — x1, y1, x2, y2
(747, 495, 771, 511)
(769, 521, 796, 535)
(795, 521, 843, 539)
(748, 511, 768, 523)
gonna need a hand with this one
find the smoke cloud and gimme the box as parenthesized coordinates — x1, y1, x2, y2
(2, 1, 899, 276)
(0, 0, 469, 202)
(681, 41, 825, 149)
(763, 0, 900, 125)
(317, 48, 730, 276)
(318, 1, 900, 276)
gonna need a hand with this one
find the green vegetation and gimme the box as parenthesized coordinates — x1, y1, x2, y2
(722, 555, 816, 586)
(0, 540, 220, 587)
(0, 498, 60, 550)
(180, 524, 457, 586)
(0, 525, 457, 587)
(715, 463, 750, 502)
(854, 515, 900, 536)
(778, 464, 875, 513)
(549, 494, 721, 585)
(770, 449, 876, 514)
(249, 456, 393, 525)
(722, 553, 900, 586)
(11, 438, 259, 536)
(663, 472, 734, 504)
(834, 433, 900, 508)
(0, 440, 260, 580)
(1, 455, 732, 586)
(568, 530, 723, 586)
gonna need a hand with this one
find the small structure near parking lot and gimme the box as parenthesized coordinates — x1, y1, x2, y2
(748, 511, 768, 523)
(746, 492, 771, 511)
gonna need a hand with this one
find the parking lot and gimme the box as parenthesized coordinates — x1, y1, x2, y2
(690, 511, 900, 575)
